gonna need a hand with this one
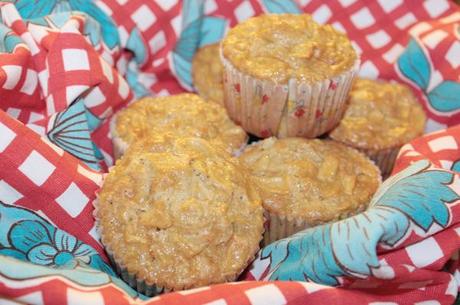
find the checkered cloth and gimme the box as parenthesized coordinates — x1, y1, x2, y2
(1, 1, 460, 304)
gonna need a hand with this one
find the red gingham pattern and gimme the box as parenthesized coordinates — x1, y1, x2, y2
(0, 3, 133, 141)
(0, 271, 456, 305)
(101, 0, 184, 95)
(99, 0, 459, 132)
(1, 1, 460, 304)
(396, 126, 460, 174)
(0, 109, 105, 257)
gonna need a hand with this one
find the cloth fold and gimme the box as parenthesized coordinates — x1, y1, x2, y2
(1, 0, 460, 304)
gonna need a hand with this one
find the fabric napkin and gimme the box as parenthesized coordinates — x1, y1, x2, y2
(1, 1, 460, 304)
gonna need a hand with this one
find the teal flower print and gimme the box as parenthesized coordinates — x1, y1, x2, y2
(0, 202, 142, 297)
(0, 219, 105, 270)
(0, 202, 114, 275)
(15, 0, 119, 49)
(27, 228, 93, 267)
(172, 0, 228, 89)
(397, 38, 460, 114)
(261, 160, 459, 285)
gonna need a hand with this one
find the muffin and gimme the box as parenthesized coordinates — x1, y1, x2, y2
(221, 14, 359, 138)
(192, 43, 224, 105)
(330, 79, 426, 177)
(96, 137, 264, 295)
(239, 137, 380, 245)
(111, 93, 247, 158)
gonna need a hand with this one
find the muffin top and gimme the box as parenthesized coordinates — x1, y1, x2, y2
(239, 138, 380, 224)
(113, 93, 247, 154)
(222, 14, 357, 84)
(192, 43, 224, 105)
(97, 137, 264, 290)
(330, 79, 426, 150)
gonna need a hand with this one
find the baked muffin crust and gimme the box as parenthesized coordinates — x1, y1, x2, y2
(239, 137, 380, 224)
(97, 137, 264, 290)
(222, 14, 357, 83)
(113, 94, 247, 154)
(330, 79, 426, 150)
(192, 43, 224, 105)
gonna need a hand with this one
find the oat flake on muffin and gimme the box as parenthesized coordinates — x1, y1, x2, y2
(111, 93, 247, 158)
(330, 78, 426, 176)
(220, 14, 359, 138)
(239, 137, 381, 244)
(222, 14, 357, 84)
(96, 137, 264, 292)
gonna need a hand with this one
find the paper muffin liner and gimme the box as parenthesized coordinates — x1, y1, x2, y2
(93, 188, 263, 296)
(108, 253, 167, 297)
(257, 144, 382, 246)
(92, 197, 165, 297)
(358, 146, 401, 179)
(220, 48, 360, 138)
(101, 219, 260, 296)
(262, 204, 368, 246)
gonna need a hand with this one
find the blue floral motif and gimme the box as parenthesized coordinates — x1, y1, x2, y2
(397, 38, 431, 90)
(0, 199, 147, 298)
(0, 24, 23, 53)
(397, 38, 460, 114)
(428, 81, 460, 112)
(0, 202, 113, 275)
(126, 28, 147, 65)
(15, 0, 119, 49)
(47, 99, 101, 170)
(262, 0, 301, 13)
(452, 160, 460, 173)
(124, 28, 151, 97)
(171, 0, 228, 89)
(125, 61, 151, 98)
(197, 16, 227, 48)
(5, 220, 92, 268)
(0, 203, 146, 298)
(84, 107, 102, 132)
(0, 251, 143, 299)
(261, 160, 459, 285)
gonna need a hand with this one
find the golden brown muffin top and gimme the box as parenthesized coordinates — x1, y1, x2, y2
(222, 14, 357, 84)
(192, 43, 224, 105)
(330, 79, 426, 150)
(97, 137, 264, 290)
(240, 138, 380, 224)
(113, 93, 247, 154)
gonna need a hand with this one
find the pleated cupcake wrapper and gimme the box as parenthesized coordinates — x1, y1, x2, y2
(359, 146, 401, 179)
(220, 49, 360, 138)
(93, 195, 263, 296)
(262, 146, 381, 246)
(106, 243, 257, 297)
(92, 197, 164, 297)
(263, 205, 368, 246)
(108, 253, 166, 297)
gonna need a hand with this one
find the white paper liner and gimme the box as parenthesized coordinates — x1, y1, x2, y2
(263, 204, 368, 246)
(255, 144, 382, 246)
(93, 197, 165, 297)
(359, 146, 401, 179)
(109, 253, 167, 297)
(93, 183, 263, 295)
(220, 47, 360, 138)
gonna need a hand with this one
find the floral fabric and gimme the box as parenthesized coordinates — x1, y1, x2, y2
(1, 1, 460, 304)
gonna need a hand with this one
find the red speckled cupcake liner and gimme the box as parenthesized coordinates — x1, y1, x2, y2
(221, 46, 360, 139)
